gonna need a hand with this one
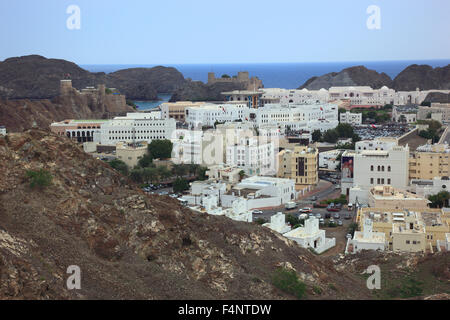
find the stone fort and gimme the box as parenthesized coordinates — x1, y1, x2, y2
(207, 71, 263, 90)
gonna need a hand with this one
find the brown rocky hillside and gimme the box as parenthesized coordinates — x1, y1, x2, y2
(0, 130, 448, 300)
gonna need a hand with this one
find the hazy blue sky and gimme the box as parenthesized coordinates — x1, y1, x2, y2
(0, 0, 449, 64)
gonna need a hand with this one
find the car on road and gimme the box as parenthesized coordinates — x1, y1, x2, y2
(327, 204, 340, 212)
(311, 196, 317, 201)
(344, 213, 351, 220)
(285, 202, 297, 210)
(252, 210, 263, 215)
(337, 220, 343, 226)
(299, 207, 312, 213)
(315, 213, 321, 219)
(346, 233, 353, 239)
(159, 191, 169, 195)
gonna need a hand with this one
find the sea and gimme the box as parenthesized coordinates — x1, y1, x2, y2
(81, 60, 450, 110)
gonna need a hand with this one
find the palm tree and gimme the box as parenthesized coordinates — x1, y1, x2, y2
(238, 170, 246, 181)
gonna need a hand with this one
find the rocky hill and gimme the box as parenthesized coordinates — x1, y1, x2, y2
(298, 66, 393, 90)
(0, 55, 187, 101)
(392, 64, 450, 91)
(1, 129, 448, 300)
(298, 64, 450, 91)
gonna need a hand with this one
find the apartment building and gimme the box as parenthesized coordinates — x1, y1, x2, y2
(409, 143, 450, 180)
(278, 145, 319, 186)
(226, 136, 275, 176)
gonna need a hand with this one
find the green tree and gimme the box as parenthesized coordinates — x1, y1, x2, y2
(138, 154, 153, 168)
(312, 129, 322, 142)
(172, 164, 188, 177)
(156, 166, 172, 181)
(109, 159, 129, 175)
(26, 169, 53, 189)
(197, 166, 208, 181)
(271, 268, 306, 299)
(323, 129, 339, 143)
(221, 74, 231, 78)
(148, 139, 173, 160)
(348, 222, 358, 237)
(428, 191, 450, 208)
(336, 123, 354, 138)
(130, 168, 144, 183)
(173, 177, 189, 193)
(286, 214, 300, 227)
(238, 170, 246, 181)
(142, 167, 159, 184)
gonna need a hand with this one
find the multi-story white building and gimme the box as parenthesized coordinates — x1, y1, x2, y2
(319, 149, 344, 171)
(185, 103, 249, 128)
(340, 111, 362, 125)
(94, 113, 176, 146)
(226, 136, 276, 176)
(350, 145, 410, 204)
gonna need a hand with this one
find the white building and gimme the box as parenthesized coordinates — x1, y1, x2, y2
(283, 217, 336, 254)
(171, 129, 204, 165)
(0, 125, 6, 136)
(226, 136, 276, 176)
(328, 86, 396, 106)
(345, 218, 386, 254)
(194, 195, 253, 223)
(94, 113, 176, 146)
(340, 111, 362, 125)
(185, 103, 249, 128)
(410, 176, 450, 198)
(251, 103, 339, 132)
(319, 149, 344, 171)
(350, 145, 410, 205)
(263, 212, 292, 234)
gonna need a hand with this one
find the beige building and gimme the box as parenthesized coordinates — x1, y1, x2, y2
(160, 101, 206, 122)
(409, 143, 450, 180)
(116, 142, 148, 168)
(357, 207, 450, 252)
(278, 145, 318, 186)
(418, 103, 450, 124)
(368, 185, 430, 210)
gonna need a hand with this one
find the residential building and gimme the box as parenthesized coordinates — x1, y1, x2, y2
(0, 125, 6, 136)
(206, 164, 243, 184)
(226, 136, 275, 176)
(345, 218, 386, 254)
(116, 141, 148, 168)
(341, 150, 356, 196)
(340, 111, 362, 125)
(357, 207, 450, 252)
(222, 90, 264, 108)
(263, 212, 292, 234)
(351, 144, 409, 204)
(409, 143, 450, 180)
(283, 217, 336, 254)
(278, 145, 319, 186)
(368, 185, 430, 210)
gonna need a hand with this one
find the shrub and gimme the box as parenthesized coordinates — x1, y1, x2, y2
(271, 267, 306, 299)
(26, 169, 53, 189)
(254, 218, 266, 225)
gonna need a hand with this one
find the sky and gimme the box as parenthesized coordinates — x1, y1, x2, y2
(0, 0, 449, 64)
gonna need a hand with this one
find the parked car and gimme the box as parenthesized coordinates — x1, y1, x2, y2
(347, 203, 353, 211)
(314, 202, 328, 208)
(329, 217, 335, 223)
(299, 207, 312, 213)
(315, 213, 321, 219)
(327, 205, 340, 212)
(344, 213, 351, 220)
(311, 196, 318, 201)
(346, 233, 353, 239)
(299, 213, 308, 220)
(337, 220, 343, 226)
(252, 210, 263, 215)
(319, 218, 325, 225)
(285, 202, 297, 210)
(325, 212, 331, 219)
(308, 213, 314, 218)
(333, 213, 340, 219)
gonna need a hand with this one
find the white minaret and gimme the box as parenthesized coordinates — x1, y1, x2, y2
(363, 218, 373, 239)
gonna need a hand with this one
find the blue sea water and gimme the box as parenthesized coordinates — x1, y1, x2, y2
(81, 60, 450, 109)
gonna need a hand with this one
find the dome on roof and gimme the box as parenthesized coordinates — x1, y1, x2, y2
(301, 88, 308, 92)
(381, 86, 389, 90)
(319, 88, 327, 92)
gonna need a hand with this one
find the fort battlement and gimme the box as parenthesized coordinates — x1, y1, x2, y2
(207, 71, 263, 90)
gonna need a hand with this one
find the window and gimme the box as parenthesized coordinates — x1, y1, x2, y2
(370, 178, 374, 184)
(406, 240, 410, 244)
(371, 165, 374, 171)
